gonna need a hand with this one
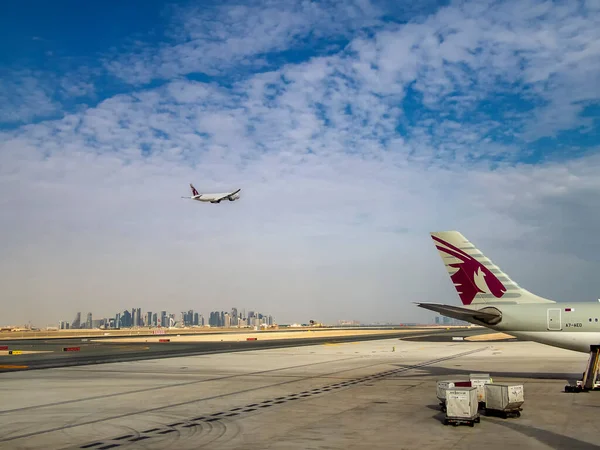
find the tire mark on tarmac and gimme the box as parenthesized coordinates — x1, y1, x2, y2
(0, 347, 489, 445)
(0, 356, 363, 415)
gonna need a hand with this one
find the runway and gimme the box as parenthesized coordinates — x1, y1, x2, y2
(0, 335, 598, 450)
(0, 327, 479, 373)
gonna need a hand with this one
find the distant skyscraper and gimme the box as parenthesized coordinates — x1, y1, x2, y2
(86, 312, 93, 329)
(71, 312, 81, 329)
(121, 310, 131, 327)
(160, 311, 167, 327)
(146, 311, 152, 327)
(152, 312, 157, 327)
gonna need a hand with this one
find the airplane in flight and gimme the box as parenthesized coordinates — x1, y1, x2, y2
(417, 230, 600, 392)
(181, 183, 241, 204)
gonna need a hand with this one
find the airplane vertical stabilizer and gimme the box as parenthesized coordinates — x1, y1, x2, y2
(430, 231, 555, 305)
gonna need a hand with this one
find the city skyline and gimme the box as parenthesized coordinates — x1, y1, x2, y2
(58, 307, 276, 330)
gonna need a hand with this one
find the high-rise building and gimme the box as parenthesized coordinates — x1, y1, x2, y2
(71, 312, 81, 329)
(121, 310, 131, 327)
(86, 312, 93, 329)
(146, 311, 152, 327)
(152, 312, 157, 327)
(160, 311, 167, 327)
(115, 312, 121, 328)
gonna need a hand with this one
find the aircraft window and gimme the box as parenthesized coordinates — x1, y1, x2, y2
(590, 318, 593, 322)
(596, 318, 598, 322)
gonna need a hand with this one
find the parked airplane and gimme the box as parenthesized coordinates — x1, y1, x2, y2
(182, 183, 241, 204)
(417, 230, 600, 391)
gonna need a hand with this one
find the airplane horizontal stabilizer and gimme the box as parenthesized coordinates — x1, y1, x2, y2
(414, 302, 502, 325)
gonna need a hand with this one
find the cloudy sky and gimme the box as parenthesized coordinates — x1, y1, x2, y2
(1, 0, 600, 327)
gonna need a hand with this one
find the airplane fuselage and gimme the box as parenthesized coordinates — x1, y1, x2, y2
(192, 192, 241, 203)
(464, 302, 600, 353)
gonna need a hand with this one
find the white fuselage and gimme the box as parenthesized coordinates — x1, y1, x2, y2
(193, 192, 241, 202)
(466, 302, 600, 353)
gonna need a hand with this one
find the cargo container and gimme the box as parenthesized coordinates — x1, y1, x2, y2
(469, 373, 492, 405)
(436, 379, 471, 412)
(484, 383, 524, 418)
(443, 387, 480, 427)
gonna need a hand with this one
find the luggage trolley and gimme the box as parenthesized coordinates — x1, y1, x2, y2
(443, 386, 480, 427)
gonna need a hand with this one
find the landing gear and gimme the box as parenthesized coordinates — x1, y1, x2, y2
(565, 345, 600, 393)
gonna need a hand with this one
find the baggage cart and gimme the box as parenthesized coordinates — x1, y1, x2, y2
(436, 379, 471, 413)
(469, 373, 492, 408)
(484, 383, 524, 418)
(443, 387, 480, 427)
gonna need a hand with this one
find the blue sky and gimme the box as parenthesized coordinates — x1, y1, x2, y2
(1, 0, 600, 326)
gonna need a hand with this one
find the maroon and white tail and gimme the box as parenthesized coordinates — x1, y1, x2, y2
(430, 231, 555, 305)
(190, 184, 199, 197)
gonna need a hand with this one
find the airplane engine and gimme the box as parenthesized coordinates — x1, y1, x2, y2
(228, 197, 235, 201)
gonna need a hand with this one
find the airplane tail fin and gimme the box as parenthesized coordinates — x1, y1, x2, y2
(190, 183, 199, 197)
(430, 231, 555, 305)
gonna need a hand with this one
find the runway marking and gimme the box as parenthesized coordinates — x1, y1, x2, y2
(0, 365, 28, 369)
(0, 346, 489, 447)
(113, 346, 150, 351)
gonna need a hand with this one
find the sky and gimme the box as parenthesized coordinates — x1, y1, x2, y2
(1, 0, 600, 327)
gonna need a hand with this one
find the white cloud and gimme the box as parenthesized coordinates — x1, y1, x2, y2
(105, 0, 387, 84)
(0, 70, 60, 124)
(1, 0, 600, 326)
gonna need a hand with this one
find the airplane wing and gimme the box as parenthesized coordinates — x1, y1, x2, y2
(214, 189, 241, 202)
(414, 302, 502, 325)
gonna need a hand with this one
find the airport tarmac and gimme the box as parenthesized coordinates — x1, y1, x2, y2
(0, 327, 479, 373)
(1, 336, 598, 450)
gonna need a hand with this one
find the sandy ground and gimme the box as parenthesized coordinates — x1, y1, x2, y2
(0, 350, 53, 355)
(91, 329, 423, 344)
(465, 332, 515, 341)
(0, 326, 464, 341)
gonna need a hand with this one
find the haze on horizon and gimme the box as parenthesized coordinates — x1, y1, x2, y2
(1, 0, 600, 327)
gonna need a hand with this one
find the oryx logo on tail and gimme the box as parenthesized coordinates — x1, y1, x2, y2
(432, 235, 506, 305)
